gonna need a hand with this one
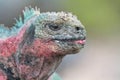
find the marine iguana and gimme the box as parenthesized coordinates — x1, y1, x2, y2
(0, 7, 86, 80)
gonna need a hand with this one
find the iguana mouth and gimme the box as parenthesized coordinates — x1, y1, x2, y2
(54, 37, 86, 45)
(74, 39, 86, 45)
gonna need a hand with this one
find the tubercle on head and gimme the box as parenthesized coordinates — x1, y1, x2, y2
(34, 11, 80, 24)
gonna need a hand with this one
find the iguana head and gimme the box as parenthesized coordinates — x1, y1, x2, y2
(34, 12, 86, 55)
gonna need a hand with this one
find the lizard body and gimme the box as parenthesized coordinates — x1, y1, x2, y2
(0, 7, 86, 80)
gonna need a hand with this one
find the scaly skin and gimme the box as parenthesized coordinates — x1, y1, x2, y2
(0, 7, 86, 80)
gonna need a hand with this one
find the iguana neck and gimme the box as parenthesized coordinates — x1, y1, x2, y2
(17, 50, 63, 80)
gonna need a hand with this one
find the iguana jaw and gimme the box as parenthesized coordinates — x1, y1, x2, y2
(53, 37, 86, 54)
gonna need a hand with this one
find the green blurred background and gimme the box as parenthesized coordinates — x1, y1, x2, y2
(0, 0, 120, 80)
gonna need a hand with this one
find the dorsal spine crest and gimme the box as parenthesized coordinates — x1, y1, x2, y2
(0, 7, 40, 39)
(15, 7, 40, 28)
(0, 24, 11, 38)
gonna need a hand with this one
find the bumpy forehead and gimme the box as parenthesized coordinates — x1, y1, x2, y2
(37, 12, 82, 26)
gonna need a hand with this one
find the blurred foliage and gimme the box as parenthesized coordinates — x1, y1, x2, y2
(63, 0, 120, 37)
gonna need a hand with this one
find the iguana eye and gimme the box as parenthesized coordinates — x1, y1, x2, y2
(47, 24, 62, 31)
